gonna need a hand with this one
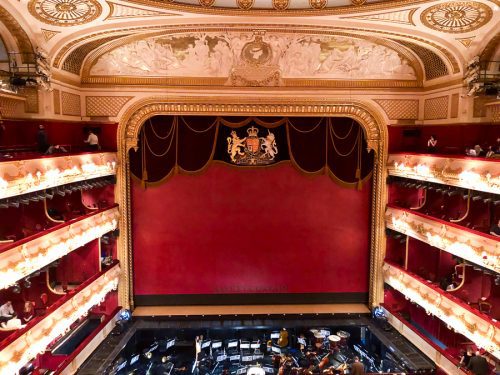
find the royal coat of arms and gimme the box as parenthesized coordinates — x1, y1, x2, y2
(227, 126, 278, 165)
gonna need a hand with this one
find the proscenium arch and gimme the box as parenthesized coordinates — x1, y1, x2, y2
(116, 97, 388, 311)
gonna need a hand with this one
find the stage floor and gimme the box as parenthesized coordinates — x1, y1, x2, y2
(133, 304, 370, 317)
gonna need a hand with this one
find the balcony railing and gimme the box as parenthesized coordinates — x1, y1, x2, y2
(0, 205, 119, 290)
(386, 206, 499, 273)
(0, 152, 117, 200)
(0, 262, 120, 375)
(382, 306, 469, 375)
(383, 261, 500, 360)
(387, 153, 500, 195)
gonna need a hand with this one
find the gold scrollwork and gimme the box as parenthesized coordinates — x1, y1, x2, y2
(116, 96, 387, 309)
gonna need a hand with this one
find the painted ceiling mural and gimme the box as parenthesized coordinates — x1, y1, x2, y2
(89, 33, 417, 81)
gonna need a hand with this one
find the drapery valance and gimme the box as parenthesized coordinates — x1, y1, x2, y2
(129, 116, 374, 189)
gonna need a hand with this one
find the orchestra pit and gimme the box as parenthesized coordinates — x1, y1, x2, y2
(0, 0, 499, 375)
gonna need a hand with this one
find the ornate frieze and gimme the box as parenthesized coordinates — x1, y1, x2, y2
(89, 32, 417, 83)
(384, 262, 500, 360)
(0, 206, 119, 290)
(386, 206, 499, 274)
(0, 263, 120, 375)
(387, 153, 500, 195)
(0, 152, 117, 200)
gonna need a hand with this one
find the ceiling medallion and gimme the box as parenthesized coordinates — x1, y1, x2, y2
(237, 0, 254, 9)
(310, 0, 327, 10)
(420, 1, 492, 34)
(28, 0, 102, 26)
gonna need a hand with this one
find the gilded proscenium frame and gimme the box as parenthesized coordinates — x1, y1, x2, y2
(117, 96, 388, 310)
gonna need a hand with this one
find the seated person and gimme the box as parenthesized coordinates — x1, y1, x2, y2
(0, 301, 16, 323)
(466, 147, 477, 156)
(22, 301, 35, 323)
(0, 317, 25, 330)
(486, 146, 495, 158)
(490, 219, 500, 237)
(474, 144, 484, 157)
(45, 144, 68, 154)
(427, 135, 438, 153)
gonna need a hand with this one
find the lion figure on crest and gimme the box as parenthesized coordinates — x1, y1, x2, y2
(227, 131, 246, 162)
(260, 130, 278, 160)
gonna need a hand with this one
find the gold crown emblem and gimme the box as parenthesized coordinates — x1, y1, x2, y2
(247, 126, 259, 136)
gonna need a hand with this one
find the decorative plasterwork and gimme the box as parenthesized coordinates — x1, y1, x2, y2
(0, 263, 120, 375)
(53, 88, 60, 114)
(121, 0, 431, 15)
(105, 1, 177, 19)
(374, 99, 419, 120)
(0, 4, 34, 63)
(28, 0, 103, 27)
(341, 8, 417, 26)
(387, 153, 500, 195)
(116, 97, 388, 310)
(0, 152, 117, 200)
(450, 93, 459, 118)
(89, 32, 418, 82)
(456, 37, 475, 48)
(0, 92, 26, 118)
(86, 96, 133, 117)
(424, 96, 449, 120)
(420, 1, 493, 34)
(383, 262, 500, 360)
(393, 40, 450, 80)
(386, 206, 499, 273)
(41, 28, 60, 42)
(61, 91, 81, 116)
(0, 206, 119, 290)
(485, 100, 500, 124)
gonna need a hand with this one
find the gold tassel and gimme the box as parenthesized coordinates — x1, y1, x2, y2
(141, 127, 148, 189)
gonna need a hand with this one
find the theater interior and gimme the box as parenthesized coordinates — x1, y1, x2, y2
(0, 0, 499, 374)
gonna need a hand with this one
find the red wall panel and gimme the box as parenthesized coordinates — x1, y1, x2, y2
(132, 163, 371, 296)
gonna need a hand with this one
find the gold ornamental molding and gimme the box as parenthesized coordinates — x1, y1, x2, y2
(0, 263, 120, 375)
(0, 152, 117, 200)
(0, 206, 119, 290)
(116, 96, 388, 310)
(123, 0, 434, 15)
(0, 4, 34, 63)
(384, 262, 500, 360)
(387, 153, 500, 194)
(386, 206, 499, 273)
(420, 1, 493, 34)
(28, 0, 103, 27)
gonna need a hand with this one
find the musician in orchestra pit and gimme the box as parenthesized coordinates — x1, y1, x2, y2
(349, 357, 365, 375)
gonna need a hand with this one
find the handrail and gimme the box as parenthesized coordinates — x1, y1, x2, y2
(0, 261, 120, 352)
(450, 190, 471, 223)
(382, 305, 471, 374)
(0, 203, 118, 254)
(384, 260, 500, 330)
(53, 306, 121, 374)
(0, 205, 119, 290)
(0, 262, 120, 375)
